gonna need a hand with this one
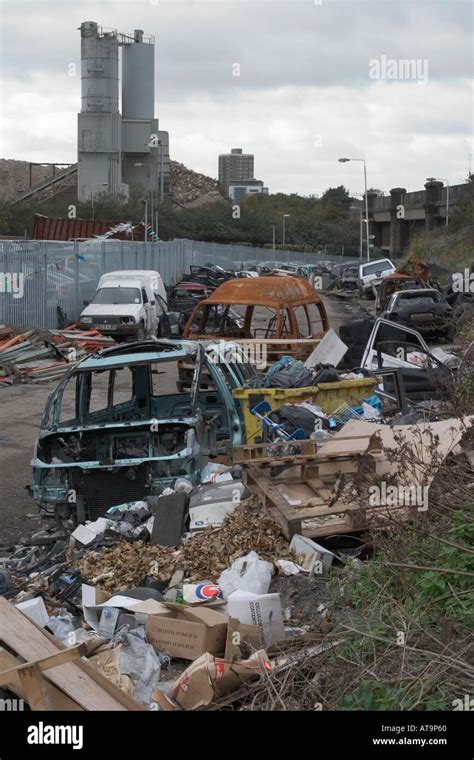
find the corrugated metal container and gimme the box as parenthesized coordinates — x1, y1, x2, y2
(31, 216, 146, 241)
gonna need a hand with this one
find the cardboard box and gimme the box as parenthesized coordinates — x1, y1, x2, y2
(171, 650, 271, 710)
(289, 534, 336, 574)
(227, 591, 285, 647)
(189, 501, 238, 531)
(146, 603, 228, 660)
(16, 597, 50, 627)
(82, 584, 173, 632)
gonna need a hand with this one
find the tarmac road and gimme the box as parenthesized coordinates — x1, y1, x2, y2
(0, 294, 365, 546)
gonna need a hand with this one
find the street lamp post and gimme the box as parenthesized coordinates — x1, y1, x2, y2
(282, 214, 290, 263)
(428, 177, 450, 226)
(159, 141, 164, 203)
(350, 205, 363, 260)
(339, 158, 370, 260)
(88, 183, 107, 220)
(141, 199, 148, 251)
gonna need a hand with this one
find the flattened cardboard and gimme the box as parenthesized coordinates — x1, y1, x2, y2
(224, 618, 261, 659)
(146, 603, 228, 660)
(171, 650, 271, 710)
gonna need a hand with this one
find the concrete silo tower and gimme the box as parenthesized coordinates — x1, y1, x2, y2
(121, 29, 170, 199)
(77, 22, 129, 202)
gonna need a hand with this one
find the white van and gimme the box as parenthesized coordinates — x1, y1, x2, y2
(79, 270, 168, 340)
(358, 258, 396, 298)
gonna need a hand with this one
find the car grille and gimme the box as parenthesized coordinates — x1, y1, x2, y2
(90, 316, 122, 325)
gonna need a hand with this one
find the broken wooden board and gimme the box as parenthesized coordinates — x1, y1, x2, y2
(0, 598, 143, 711)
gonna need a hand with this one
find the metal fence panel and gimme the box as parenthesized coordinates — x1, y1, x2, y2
(0, 238, 344, 330)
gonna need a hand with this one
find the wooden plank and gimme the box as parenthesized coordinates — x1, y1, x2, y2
(0, 598, 142, 711)
(233, 440, 317, 466)
(17, 664, 54, 711)
(315, 439, 371, 457)
(245, 470, 301, 538)
(0, 643, 85, 686)
(0, 647, 83, 711)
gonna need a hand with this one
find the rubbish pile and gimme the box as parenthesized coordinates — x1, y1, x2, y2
(2, 410, 472, 711)
(0, 324, 114, 386)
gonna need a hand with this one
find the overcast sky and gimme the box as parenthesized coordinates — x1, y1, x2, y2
(0, 0, 472, 196)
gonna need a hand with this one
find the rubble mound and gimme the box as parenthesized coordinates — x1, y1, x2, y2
(170, 160, 225, 208)
(0, 157, 226, 208)
(0, 159, 69, 201)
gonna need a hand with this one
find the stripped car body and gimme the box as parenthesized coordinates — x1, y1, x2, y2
(182, 276, 330, 369)
(31, 339, 257, 524)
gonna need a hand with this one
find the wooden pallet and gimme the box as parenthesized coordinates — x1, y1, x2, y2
(246, 466, 407, 540)
(233, 439, 318, 466)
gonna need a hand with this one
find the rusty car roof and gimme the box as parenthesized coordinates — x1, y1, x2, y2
(197, 275, 323, 308)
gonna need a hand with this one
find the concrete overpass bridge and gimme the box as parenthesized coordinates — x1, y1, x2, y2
(356, 180, 467, 257)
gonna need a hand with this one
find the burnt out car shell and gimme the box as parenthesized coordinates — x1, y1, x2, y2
(31, 339, 257, 523)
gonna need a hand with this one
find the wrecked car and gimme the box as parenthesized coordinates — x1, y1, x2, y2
(339, 263, 360, 290)
(361, 318, 456, 401)
(182, 276, 330, 368)
(358, 258, 396, 298)
(375, 274, 429, 314)
(31, 339, 258, 526)
(380, 288, 454, 341)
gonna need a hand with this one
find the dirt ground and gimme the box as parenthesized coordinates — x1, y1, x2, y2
(0, 295, 365, 546)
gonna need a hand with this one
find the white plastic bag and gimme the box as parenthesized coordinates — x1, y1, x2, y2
(218, 551, 273, 596)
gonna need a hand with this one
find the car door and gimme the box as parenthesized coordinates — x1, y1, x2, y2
(361, 318, 452, 400)
(141, 287, 155, 336)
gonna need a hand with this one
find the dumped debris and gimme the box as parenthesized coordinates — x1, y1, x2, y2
(75, 501, 288, 593)
(0, 263, 472, 715)
(0, 323, 114, 385)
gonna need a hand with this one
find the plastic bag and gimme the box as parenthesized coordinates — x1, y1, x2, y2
(200, 463, 232, 484)
(47, 611, 77, 643)
(112, 627, 163, 706)
(218, 551, 273, 596)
